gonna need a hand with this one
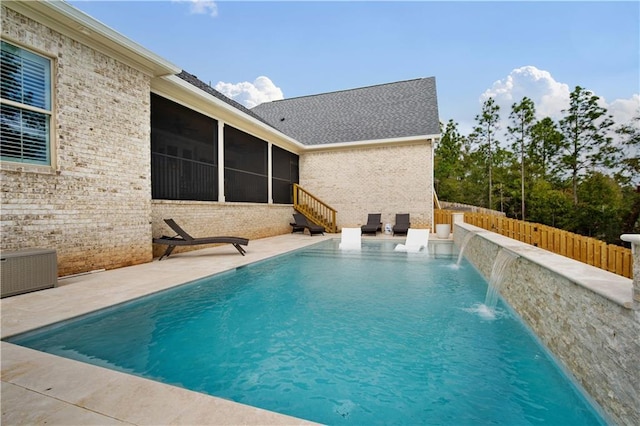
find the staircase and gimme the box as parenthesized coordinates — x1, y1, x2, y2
(293, 183, 338, 233)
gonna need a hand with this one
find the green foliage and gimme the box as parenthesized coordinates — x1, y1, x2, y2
(529, 117, 564, 181)
(507, 97, 536, 220)
(526, 179, 573, 228)
(435, 86, 635, 246)
(470, 98, 501, 209)
(620, 186, 640, 234)
(570, 173, 624, 243)
(558, 86, 617, 204)
(614, 113, 640, 186)
(434, 120, 465, 202)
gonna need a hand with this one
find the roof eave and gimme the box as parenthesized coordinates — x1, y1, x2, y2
(303, 134, 440, 151)
(3, 0, 180, 77)
(154, 75, 307, 153)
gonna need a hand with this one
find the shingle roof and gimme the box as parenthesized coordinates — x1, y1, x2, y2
(177, 71, 275, 129)
(251, 78, 439, 145)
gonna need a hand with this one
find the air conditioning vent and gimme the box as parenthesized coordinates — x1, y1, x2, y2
(1, 248, 57, 298)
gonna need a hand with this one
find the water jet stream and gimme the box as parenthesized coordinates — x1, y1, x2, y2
(483, 248, 519, 313)
(455, 231, 477, 266)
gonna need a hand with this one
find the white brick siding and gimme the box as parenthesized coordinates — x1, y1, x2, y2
(300, 141, 434, 230)
(1, 6, 152, 275)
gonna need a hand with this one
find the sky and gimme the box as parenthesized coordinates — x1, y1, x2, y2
(68, 0, 639, 137)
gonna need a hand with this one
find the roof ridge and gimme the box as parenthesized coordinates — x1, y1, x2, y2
(255, 77, 434, 106)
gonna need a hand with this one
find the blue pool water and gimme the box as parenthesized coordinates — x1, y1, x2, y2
(8, 240, 607, 425)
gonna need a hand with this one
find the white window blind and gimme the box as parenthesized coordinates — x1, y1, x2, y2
(1, 41, 51, 165)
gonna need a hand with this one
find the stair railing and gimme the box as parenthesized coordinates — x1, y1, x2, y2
(293, 183, 338, 233)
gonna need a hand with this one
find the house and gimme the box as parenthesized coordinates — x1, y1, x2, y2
(252, 77, 439, 229)
(1, 0, 439, 276)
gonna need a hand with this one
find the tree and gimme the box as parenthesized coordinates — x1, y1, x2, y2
(558, 86, 617, 205)
(507, 97, 536, 220)
(471, 97, 501, 209)
(615, 113, 640, 234)
(491, 146, 519, 216)
(529, 117, 564, 182)
(526, 179, 573, 228)
(434, 120, 465, 202)
(573, 172, 624, 242)
(614, 113, 640, 186)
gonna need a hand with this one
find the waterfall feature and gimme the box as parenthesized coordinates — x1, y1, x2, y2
(483, 248, 519, 313)
(456, 231, 477, 266)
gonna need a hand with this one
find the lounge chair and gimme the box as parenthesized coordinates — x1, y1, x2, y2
(153, 218, 249, 260)
(394, 228, 430, 253)
(392, 213, 410, 236)
(291, 213, 325, 236)
(290, 219, 306, 234)
(361, 213, 382, 235)
(339, 228, 362, 250)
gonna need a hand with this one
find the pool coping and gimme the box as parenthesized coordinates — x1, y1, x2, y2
(1, 232, 424, 425)
(456, 223, 634, 308)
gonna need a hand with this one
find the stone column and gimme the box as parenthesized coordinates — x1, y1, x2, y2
(621, 234, 640, 308)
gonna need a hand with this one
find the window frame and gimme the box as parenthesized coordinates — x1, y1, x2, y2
(0, 40, 54, 170)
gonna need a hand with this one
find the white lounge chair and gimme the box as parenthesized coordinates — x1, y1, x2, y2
(339, 227, 362, 250)
(394, 228, 430, 253)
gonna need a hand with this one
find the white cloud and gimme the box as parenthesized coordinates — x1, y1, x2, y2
(214, 76, 284, 109)
(607, 94, 640, 127)
(481, 66, 570, 121)
(172, 0, 218, 18)
(480, 66, 639, 131)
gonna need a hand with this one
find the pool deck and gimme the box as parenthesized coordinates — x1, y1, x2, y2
(1, 232, 426, 425)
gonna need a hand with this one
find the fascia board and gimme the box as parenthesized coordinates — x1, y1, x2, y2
(153, 75, 307, 154)
(303, 134, 440, 152)
(4, 0, 180, 77)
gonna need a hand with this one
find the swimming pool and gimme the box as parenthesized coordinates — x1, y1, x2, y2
(7, 240, 607, 425)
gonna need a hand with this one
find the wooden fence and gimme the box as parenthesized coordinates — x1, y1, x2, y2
(434, 209, 633, 279)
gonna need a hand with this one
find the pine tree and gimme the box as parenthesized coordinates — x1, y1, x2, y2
(507, 97, 535, 220)
(558, 86, 616, 205)
(471, 98, 500, 209)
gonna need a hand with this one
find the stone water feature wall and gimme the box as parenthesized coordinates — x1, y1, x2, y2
(454, 223, 639, 426)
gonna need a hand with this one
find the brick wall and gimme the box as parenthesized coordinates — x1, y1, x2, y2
(1, 7, 153, 276)
(151, 201, 295, 258)
(299, 142, 434, 230)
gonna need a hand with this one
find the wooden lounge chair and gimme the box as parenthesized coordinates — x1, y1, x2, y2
(392, 213, 410, 236)
(153, 218, 249, 260)
(291, 213, 325, 236)
(361, 213, 382, 235)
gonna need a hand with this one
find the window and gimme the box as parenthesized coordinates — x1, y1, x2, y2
(224, 126, 268, 203)
(0, 41, 52, 165)
(151, 94, 218, 201)
(272, 145, 299, 204)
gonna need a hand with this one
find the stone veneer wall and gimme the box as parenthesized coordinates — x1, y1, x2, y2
(1, 7, 153, 276)
(299, 142, 433, 230)
(454, 223, 639, 426)
(151, 201, 295, 258)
